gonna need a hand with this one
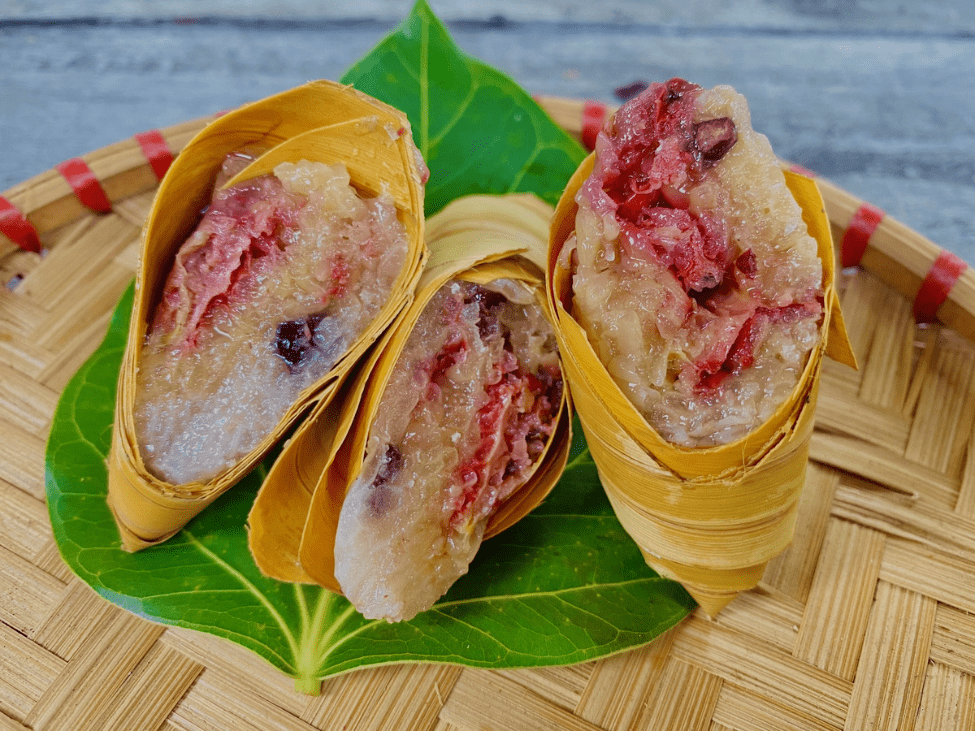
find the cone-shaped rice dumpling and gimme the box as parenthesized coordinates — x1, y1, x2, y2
(548, 78, 856, 615)
(108, 80, 427, 551)
(249, 194, 571, 622)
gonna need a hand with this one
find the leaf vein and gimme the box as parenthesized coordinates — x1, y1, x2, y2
(564, 447, 593, 470)
(319, 577, 666, 663)
(183, 531, 301, 661)
(505, 144, 544, 194)
(435, 576, 662, 609)
(167, 621, 294, 670)
(419, 12, 430, 156)
(429, 84, 478, 148)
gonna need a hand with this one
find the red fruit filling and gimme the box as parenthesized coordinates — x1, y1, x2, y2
(414, 284, 561, 529)
(367, 444, 404, 518)
(273, 311, 328, 372)
(151, 171, 303, 348)
(450, 362, 561, 526)
(600, 78, 735, 296)
(586, 78, 818, 391)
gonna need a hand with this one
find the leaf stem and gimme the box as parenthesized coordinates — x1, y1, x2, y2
(294, 676, 323, 695)
(293, 586, 333, 696)
(295, 584, 311, 645)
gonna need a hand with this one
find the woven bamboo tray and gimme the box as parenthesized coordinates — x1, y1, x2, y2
(3, 96, 975, 731)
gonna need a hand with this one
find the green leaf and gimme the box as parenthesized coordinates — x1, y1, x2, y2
(341, 0, 586, 216)
(45, 0, 695, 693)
(47, 286, 694, 689)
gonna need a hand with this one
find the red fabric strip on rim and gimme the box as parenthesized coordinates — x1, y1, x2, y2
(134, 130, 174, 181)
(0, 196, 41, 253)
(581, 101, 607, 152)
(55, 158, 112, 213)
(840, 201, 885, 268)
(913, 250, 968, 324)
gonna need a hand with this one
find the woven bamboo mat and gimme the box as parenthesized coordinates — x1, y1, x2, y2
(3, 97, 975, 731)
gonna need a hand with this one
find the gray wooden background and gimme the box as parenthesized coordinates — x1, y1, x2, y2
(1, 1, 973, 261)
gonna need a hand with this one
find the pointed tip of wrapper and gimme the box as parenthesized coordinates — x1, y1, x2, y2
(107, 433, 204, 552)
(689, 592, 738, 619)
(644, 552, 768, 617)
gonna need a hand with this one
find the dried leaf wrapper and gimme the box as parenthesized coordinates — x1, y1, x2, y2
(249, 194, 571, 618)
(548, 152, 855, 615)
(108, 80, 427, 551)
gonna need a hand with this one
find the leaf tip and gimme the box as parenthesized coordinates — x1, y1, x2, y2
(410, 0, 435, 18)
